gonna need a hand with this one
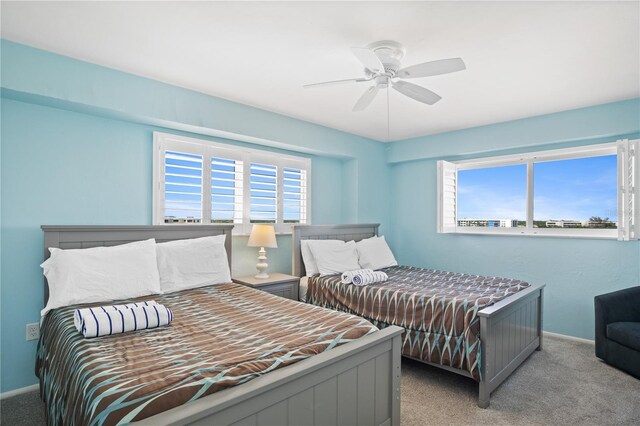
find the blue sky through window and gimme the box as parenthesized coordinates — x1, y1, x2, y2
(164, 151, 203, 220)
(250, 163, 277, 222)
(211, 157, 242, 223)
(457, 155, 617, 222)
(458, 164, 526, 220)
(534, 155, 617, 221)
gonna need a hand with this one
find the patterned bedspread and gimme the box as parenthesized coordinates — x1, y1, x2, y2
(306, 265, 531, 380)
(37, 283, 377, 425)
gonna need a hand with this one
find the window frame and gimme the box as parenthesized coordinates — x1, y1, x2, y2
(153, 132, 311, 234)
(437, 140, 638, 240)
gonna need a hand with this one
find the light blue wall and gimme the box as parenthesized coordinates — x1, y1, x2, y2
(387, 99, 640, 163)
(0, 39, 391, 230)
(386, 99, 640, 342)
(2, 38, 638, 394)
(0, 40, 390, 393)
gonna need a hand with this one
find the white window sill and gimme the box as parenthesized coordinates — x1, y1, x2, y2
(442, 228, 619, 240)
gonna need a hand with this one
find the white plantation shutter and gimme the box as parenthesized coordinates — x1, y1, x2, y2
(211, 157, 244, 224)
(437, 160, 457, 233)
(154, 132, 311, 232)
(162, 151, 204, 223)
(249, 162, 278, 224)
(618, 139, 639, 241)
(282, 166, 308, 224)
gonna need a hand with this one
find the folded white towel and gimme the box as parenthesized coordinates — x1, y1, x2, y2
(352, 270, 388, 286)
(73, 301, 157, 331)
(341, 269, 372, 284)
(74, 301, 173, 338)
(342, 269, 388, 286)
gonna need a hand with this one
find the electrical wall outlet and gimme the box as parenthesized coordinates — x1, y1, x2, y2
(26, 323, 40, 341)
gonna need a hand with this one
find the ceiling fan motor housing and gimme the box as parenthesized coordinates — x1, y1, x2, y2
(374, 75, 389, 88)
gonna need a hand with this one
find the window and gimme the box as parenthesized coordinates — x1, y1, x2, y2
(437, 139, 639, 240)
(457, 164, 527, 228)
(154, 132, 311, 233)
(533, 155, 618, 229)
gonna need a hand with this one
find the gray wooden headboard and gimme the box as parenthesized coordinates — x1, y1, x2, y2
(41, 225, 234, 304)
(291, 224, 379, 277)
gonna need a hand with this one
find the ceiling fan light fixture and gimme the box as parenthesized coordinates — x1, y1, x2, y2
(374, 75, 389, 88)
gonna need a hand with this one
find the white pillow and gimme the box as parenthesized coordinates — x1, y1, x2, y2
(300, 240, 320, 276)
(308, 240, 361, 276)
(356, 235, 398, 270)
(156, 235, 231, 293)
(40, 239, 161, 317)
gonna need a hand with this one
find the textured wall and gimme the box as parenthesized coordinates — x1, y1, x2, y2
(385, 99, 640, 341)
(0, 40, 390, 393)
(2, 39, 638, 394)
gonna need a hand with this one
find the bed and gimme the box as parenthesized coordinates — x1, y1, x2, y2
(292, 224, 545, 408)
(39, 225, 404, 425)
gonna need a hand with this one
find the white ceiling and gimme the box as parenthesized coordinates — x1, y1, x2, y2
(2, 1, 639, 142)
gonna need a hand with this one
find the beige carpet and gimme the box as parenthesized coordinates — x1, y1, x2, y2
(2, 335, 639, 425)
(401, 335, 640, 425)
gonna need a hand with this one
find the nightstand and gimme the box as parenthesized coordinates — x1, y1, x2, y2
(232, 273, 300, 301)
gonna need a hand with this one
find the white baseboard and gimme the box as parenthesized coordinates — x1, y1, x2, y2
(0, 383, 38, 400)
(544, 330, 595, 345)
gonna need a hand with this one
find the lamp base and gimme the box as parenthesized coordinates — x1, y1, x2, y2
(255, 247, 269, 279)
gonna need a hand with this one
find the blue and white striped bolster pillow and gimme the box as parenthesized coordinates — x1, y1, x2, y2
(341, 269, 373, 284)
(352, 270, 388, 286)
(74, 301, 173, 338)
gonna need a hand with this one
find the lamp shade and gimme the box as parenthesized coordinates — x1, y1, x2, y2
(247, 224, 278, 248)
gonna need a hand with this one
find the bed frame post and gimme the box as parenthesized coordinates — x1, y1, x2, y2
(391, 333, 402, 425)
(537, 286, 544, 351)
(478, 316, 490, 409)
(43, 229, 60, 304)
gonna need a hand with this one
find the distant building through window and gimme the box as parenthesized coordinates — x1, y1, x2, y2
(457, 219, 518, 228)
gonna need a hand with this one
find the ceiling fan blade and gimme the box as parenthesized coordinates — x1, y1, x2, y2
(392, 80, 442, 105)
(396, 58, 466, 79)
(351, 47, 384, 73)
(352, 86, 379, 112)
(303, 77, 370, 88)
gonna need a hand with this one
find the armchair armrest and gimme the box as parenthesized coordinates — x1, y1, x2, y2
(594, 286, 640, 358)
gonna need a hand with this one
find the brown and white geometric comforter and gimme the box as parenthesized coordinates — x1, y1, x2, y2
(306, 265, 531, 380)
(36, 283, 377, 425)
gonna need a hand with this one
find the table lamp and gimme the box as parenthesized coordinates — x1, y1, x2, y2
(247, 224, 278, 279)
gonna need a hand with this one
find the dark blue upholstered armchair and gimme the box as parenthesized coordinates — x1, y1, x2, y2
(594, 286, 640, 378)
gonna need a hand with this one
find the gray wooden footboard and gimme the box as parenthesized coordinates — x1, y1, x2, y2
(477, 283, 544, 408)
(292, 224, 546, 409)
(404, 283, 544, 408)
(137, 325, 404, 426)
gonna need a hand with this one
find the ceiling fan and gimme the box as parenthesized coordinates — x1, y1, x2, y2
(304, 40, 466, 112)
